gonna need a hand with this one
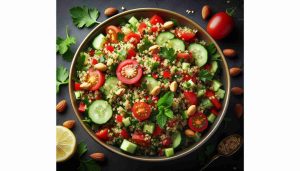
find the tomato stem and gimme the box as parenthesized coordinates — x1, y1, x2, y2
(226, 7, 237, 16)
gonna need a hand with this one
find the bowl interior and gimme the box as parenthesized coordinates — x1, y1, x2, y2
(69, 8, 230, 161)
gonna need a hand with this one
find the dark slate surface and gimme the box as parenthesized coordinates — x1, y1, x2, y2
(56, 0, 244, 170)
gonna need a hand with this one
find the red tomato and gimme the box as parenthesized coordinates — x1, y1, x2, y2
(88, 69, 105, 91)
(152, 73, 159, 79)
(120, 129, 130, 139)
(203, 64, 212, 70)
(152, 125, 162, 136)
(184, 91, 198, 105)
(126, 48, 136, 59)
(132, 102, 151, 121)
(175, 28, 196, 41)
(124, 33, 141, 45)
(132, 133, 150, 146)
(162, 137, 172, 147)
(96, 128, 109, 141)
(115, 115, 123, 123)
(138, 22, 147, 34)
(106, 25, 121, 43)
(177, 52, 191, 59)
(74, 82, 81, 91)
(152, 96, 159, 101)
(211, 108, 219, 115)
(78, 102, 86, 113)
(106, 45, 114, 52)
(205, 90, 222, 110)
(188, 113, 208, 132)
(150, 15, 164, 25)
(207, 12, 234, 40)
(89, 49, 95, 56)
(116, 59, 143, 84)
(163, 71, 171, 79)
(91, 58, 98, 65)
(153, 54, 161, 62)
(151, 26, 158, 32)
(182, 74, 197, 83)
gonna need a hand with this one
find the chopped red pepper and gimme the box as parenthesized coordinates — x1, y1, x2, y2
(91, 58, 98, 65)
(74, 82, 81, 91)
(106, 45, 114, 52)
(78, 102, 86, 113)
(138, 22, 147, 34)
(163, 71, 171, 79)
(115, 115, 123, 123)
(205, 90, 222, 110)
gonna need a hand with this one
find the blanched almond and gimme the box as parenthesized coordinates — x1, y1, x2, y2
(231, 87, 244, 95)
(63, 120, 75, 129)
(223, 49, 237, 57)
(94, 63, 107, 71)
(169, 81, 178, 92)
(162, 21, 174, 30)
(80, 82, 91, 90)
(186, 105, 196, 116)
(150, 86, 161, 96)
(230, 67, 242, 77)
(202, 5, 211, 20)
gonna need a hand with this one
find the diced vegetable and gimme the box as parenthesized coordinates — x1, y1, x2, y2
(143, 123, 155, 134)
(122, 117, 131, 127)
(165, 148, 174, 157)
(120, 139, 137, 154)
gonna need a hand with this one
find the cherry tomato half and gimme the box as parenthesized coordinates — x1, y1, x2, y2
(116, 59, 143, 84)
(74, 82, 81, 91)
(152, 125, 162, 137)
(188, 113, 208, 132)
(132, 102, 151, 121)
(175, 28, 196, 41)
(78, 102, 86, 113)
(177, 52, 192, 60)
(184, 91, 198, 105)
(207, 12, 234, 40)
(88, 69, 105, 91)
(150, 15, 164, 25)
(106, 25, 121, 43)
(124, 33, 141, 45)
(96, 128, 109, 141)
(132, 132, 150, 146)
(138, 22, 147, 34)
(126, 48, 136, 59)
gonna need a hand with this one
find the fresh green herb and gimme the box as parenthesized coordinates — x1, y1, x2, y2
(206, 43, 221, 61)
(99, 56, 105, 63)
(199, 70, 213, 83)
(117, 32, 125, 41)
(170, 18, 179, 27)
(56, 26, 76, 61)
(151, 62, 160, 71)
(56, 66, 69, 93)
(138, 38, 152, 53)
(69, 6, 100, 28)
(76, 53, 86, 71)
(77, 142, 88, 157)
(156, 92, 174, 128)
(159, 47, 176, 62)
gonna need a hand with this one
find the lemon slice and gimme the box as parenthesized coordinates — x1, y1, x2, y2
(56, 125, 76, 162)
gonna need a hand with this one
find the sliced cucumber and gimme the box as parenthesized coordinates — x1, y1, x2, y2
(182, 62, 190, 71)
(74, 91, 83, 100)
(197, 89, 206, 97)
(88, 100, 112, 124)
(120, 139, 137, 154)
(92, 34, 106, 50)
(172, 131, 182, 148)
(215, 89, 225, 99)
(143, 76, 160, 93)
(156, 32, 175, 46)
(165, 148, 174, 157)
(188, 43, 208, 67)
(101, 77, 119, 96)
(122, 117, 131, 127)
(200, 98, 213, 108)
(169, 38, 185, 52)
(143, 123, 155, 134)
(128, 16, 139, 26)
(211, 80, 222, 92)
(207, 113, 216, 123)
(210, 61, 218, 75)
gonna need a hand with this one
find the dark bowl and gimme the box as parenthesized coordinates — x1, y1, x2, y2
(69, 8, 230, 162)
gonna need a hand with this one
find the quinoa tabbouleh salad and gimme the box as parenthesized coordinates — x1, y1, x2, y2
(73, 14, 225, 157)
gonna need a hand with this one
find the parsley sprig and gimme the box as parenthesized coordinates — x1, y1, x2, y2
(76, 142, 101, 171)
(199, 70, 213, 83)
(56, 66, 69, 93)
(70, 6, 100, 28)
(206, 43, 221, 61)
(56, 26, 76, 61)
(159, 47, 176, 62)
(156, 92, 174, 128)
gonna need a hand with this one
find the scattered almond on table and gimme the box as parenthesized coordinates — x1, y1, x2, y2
(56, 99, 67, 113)
(63, 120, 76, 129)
(234, 103, 243, 118)
(90, 152, 105, 161)
(104, 7, 118, 17)
(201, 5, 211, 20)
(230, 67, 242, 77)
(223, 48, 237, 58)
(231, 87, 244, 95)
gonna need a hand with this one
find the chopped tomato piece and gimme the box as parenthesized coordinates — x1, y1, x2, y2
(115, 115, 123, 123)
(132, 102, 151, 121)
(152, 125, 162, 137)
(152, 73, 159, 79)
(211, 108, 219, 115)
(183, 74, 197, 83)
(106, 45, 114, 52)
(132, 133, 150, 146)
(188, 113, 208, 132)
(91, 58, 98, 65)
(177, 52, 191, 59)
(184, 91, 198, 105)
(138, 22, 147, 34)
(74, 82, 81, 91)
(175, 28, 196, 41)
(88, 69, 105, 91)
(116, 59, 143, 84)
(152, 96, 159, 101)
(163, 71, 171, 79)
(126, 48, 136, 59)
(96, 128, 109, 141)
(124, 33, 141, 45)
(205, 90, 222, 110)
(151, 26, 158, 32)
(150, 15, 164, 25)
(203, 64, 212, 70)
(89, 49, 95, 56)
(153, 54, 161, 62)
(106, 25, 121, 43)
(162, 137, 172, 147)
(120, 129, 130, 139)
(78, 102, 86, 113)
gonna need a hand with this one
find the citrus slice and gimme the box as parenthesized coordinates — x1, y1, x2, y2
(56, 125, 76, 162)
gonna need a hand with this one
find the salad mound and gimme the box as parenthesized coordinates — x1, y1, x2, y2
(73, 14, 225, 157)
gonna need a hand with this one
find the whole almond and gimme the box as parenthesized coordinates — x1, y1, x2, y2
(202, 5, 211, 20)
(104, 7, 118, 17)
(230, 67, 242, 77)
(231, 87, 244, 95)
(56, 100, 67, 113)
(223, 49, 237, 57)
(63, 120, 76, 129)
(90, 153, 105, 161)
(185, 129, 195, 137)
(234, 103, 243, 118)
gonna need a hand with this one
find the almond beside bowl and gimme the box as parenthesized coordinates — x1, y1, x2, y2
(69, 8, 230, 162)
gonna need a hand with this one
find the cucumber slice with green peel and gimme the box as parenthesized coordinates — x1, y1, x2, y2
(182, 62, 190, 70)
(197, 89, 206, 97)
(210, 61, 218, 75)
(92, 34, 106, 50)
(169, 38, 185, 52)
(207, 113, 216, 123)
(122, 117, 131, 127)
(200, 98, 213, 108)
(211, 80, 222, 92)
(143, 123, 155, 134)
(188, 43, 208, 67)
(215, 89, 225, 99)
(143, 76, 160, 93)
(101, 77, 119, 96)
(165, 148, 174, 157)
(128, 16, 139, 26)
(156, 32, 175, 46)
(74, 91, 83, 100)
(172, 131, 182, 148)
(88, 100, 112, 124)
(120, 139, 137, 154)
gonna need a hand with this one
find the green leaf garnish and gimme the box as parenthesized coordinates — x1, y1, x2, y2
(157, 92, 174, 107)
(156, 92, 174, 128)
(159, 47, 176, 62)
(206, 43, 221, 61)
(76, 142, 88, 157)
(56, 26, 76, 61)
(156, 113, 167, 128)
(138, 38, 153, 53)
(69, 6, 100, 28)
(117, 32, 125, 42)
(56, 66, 69, 93)
(78, 159, 101, 171)
(199, 70, 213, 83)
